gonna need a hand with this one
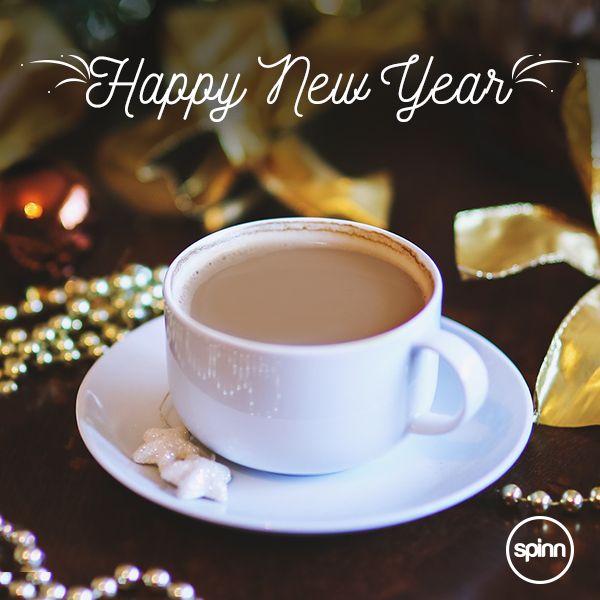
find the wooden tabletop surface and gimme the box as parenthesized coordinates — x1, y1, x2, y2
(1, 60, 599, 600)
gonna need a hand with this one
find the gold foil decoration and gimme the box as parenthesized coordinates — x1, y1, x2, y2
(455, 203, 600, 280)
(256, 135, 391, 226)
(0, 3, 86, 170)
(536, 284, 600, 426)
(98, 0, 429, 229)
(454, 59, 600, 426)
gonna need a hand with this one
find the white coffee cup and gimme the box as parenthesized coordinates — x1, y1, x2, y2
(164, 218, 488, 475)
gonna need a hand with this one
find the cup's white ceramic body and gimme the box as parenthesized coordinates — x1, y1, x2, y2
(164, 218, 488, 475)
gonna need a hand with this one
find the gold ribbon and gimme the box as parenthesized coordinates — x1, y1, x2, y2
(0, 3, 85, 171)
(454, 59, 600, 427)
(97, 0, 428, 229)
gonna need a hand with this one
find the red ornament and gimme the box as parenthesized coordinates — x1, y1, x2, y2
(0, 160, 93, 279)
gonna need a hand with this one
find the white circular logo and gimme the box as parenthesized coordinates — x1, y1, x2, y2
(506, 516, 574, 584)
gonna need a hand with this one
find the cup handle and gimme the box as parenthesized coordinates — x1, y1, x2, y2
(409, 329, 488, 435)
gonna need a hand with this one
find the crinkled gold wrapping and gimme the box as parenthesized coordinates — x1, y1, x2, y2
(536, 284, 600, 426)
(257, 135, 392, 227)
(455, 203, 600, 280)
(0, 3, 86, 170)
(98, 0, 429, 229)
(454, 59, 600, 427)
(562, 59, 600, 232)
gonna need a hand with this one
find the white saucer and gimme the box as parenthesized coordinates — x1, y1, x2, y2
(76, 317, 533, 534)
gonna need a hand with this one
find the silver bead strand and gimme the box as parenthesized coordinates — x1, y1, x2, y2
(142, 568, 172, 589)
(90, 577, 118, 598)
(0, 515, 198, 599)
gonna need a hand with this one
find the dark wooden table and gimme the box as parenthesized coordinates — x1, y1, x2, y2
(1, 70, 599, 600)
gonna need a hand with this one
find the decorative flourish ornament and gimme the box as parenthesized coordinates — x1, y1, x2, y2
(0, 515, 200, 599)
(454, 59, 600, 427)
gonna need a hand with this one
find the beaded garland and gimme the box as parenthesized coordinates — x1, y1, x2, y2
(0, 264, 167, 395)
(501, 484, 600, 513)
(0, 514, 198, 599)
(0, 264, 201, 597)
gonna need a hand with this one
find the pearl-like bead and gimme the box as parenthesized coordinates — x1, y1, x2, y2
(8, 529, 36, 547)
(560, 489, 584, 512)
(68, 299, 91, 317)
(589, 487, 600, 508)
(25, 568, 52, 585)
(25, 287, 41, 301)
(38, 583, 67, 599)
(89, 309, 111, 325)
(122, 306, 148, 323)
(89, 278, 110, 297)
(102, 325, 125, 343)
(54, 337, 75, 352)
(153, 266, 168, 283)
(501, 484, 522, 506)
(124, 264, 153, 288)
(0, 341, 16, 356)
(65, 586, 93, 600)
(0, 521, 14, 538)
(167, 582, 196, 600)
(14, 545, 44, 567)
(133, 292, 153, 308)
(90, 577, 118, 598)
(18, 341, 41, 356)
(8, 581, 36, 599)
(0, 570, 13, 586)
(4, 358, 27, 378)
(59, 349, 81, 363)
(88, 344, 107, 358)
(151, 284, 163, 299)
(111, 275, 133, 291)
(0, 305, 18, 320)
(113, 565, 140, 588)
(47, 288, 68, 304)
(0, 380, 18, 395)
(35, 352, 54, 366)
(142, 568, 171, 588)
(80, 333, 101, 348)
(0, 571, 12, 587)
(32, 327, 56, 342)
(20, 299, 43, 314)
(528, 490, 552, 513)
(64, 278, 88, 296)
(6, 329, 27, 344)
(47, 315, 72, 331)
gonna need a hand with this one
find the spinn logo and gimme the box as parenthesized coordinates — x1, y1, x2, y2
(506, 516, 574, 584)
(513, 537, 566, 562)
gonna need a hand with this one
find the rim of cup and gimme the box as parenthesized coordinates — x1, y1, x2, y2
(163, 217, 443, 355)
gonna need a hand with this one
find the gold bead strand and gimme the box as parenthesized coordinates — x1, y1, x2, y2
(0, 265, 168, 396)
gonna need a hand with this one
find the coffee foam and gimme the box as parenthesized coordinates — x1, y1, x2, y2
(171, 221, 434, 314)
